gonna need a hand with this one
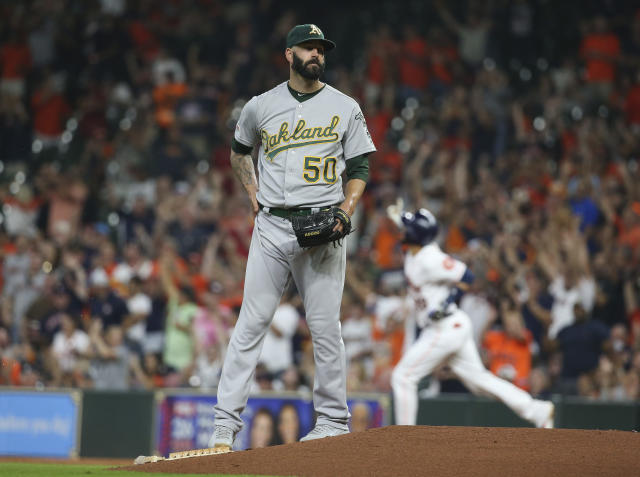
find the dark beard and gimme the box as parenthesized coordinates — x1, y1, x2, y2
(292, 51, 325, 80)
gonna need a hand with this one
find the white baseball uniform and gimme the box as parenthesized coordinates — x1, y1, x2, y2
(214, 81, 376, 434)
(392, 242, 553, 427)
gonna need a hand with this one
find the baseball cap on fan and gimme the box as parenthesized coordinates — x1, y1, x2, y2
(286, 24, 336, 51)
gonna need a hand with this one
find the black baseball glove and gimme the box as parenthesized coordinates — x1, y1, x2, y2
(291, 207, 352, 248)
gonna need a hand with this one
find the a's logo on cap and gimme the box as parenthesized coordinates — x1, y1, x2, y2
(309, 24, 322, 35)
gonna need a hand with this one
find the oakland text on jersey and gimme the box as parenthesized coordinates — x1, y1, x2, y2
(261, 115, 340, 161)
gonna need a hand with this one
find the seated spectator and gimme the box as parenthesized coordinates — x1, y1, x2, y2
(529, 366, 552, 399)
(594, 355, 626, 401)
(622, 368, 639, 401)
(253, 363, 273, 392)
(272, 365, 310, 394)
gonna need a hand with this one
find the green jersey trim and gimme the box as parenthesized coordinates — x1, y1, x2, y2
(345, 153, 370, 182)
(287, 82, 326, 102)
(231, 137, 253, 154)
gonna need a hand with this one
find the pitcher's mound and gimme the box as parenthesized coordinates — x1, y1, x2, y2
(118, 425, 640, 477)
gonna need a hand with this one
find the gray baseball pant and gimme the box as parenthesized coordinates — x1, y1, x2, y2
(214, 211, 349, 432)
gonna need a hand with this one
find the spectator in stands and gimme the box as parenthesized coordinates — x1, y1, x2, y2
(341, 297, 375, 382)
(436, 0, 491, 68)
(483, 297, 534, 391)
(51, 313, 89, 387)
(535, 214, 596, 339)
(554, 304, 610, 393)
(30, 72, 70, 149)
(258, 291, 300, 377)
(88, 267, 128, 328)
(192, 342, 223, 390)
(397, 25, 429, 100)
(0, 1, 638, 399)
(0, 92, 31, 161)
(141, 275, 167, 355)
(86, 321, 130, 390)
(0, 28, 31, 98)
(150, 124, 197, 182)
(580, 16, 621, 103)
(160, 247, 198, 378)
(123, 276, 152, 355)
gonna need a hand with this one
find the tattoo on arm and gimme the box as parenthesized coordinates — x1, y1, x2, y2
(230, 152, 257, 189)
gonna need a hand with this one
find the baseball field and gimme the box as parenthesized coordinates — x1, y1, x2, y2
(0, 463, 272, 477)
(2, 425, 639, 477)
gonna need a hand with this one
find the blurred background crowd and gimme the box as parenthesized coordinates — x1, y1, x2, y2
(1, 0, 639, 404)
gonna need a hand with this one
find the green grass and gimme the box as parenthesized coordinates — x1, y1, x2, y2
(0, 463, 282, 477)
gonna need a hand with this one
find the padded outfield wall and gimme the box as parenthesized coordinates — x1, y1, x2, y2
(1, 388, 637, 459)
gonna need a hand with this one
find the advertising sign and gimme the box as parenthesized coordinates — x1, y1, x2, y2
(0, 391, 79, 457)
(157, 393, 387, 455)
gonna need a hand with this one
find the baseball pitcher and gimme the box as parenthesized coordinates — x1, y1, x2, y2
(210, 24, 376, 449)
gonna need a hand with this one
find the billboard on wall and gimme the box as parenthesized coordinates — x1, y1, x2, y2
(0, 391, 80, 458)
(156, 393, 388, 455)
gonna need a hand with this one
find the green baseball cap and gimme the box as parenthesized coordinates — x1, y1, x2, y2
(286, 24, 336, 51)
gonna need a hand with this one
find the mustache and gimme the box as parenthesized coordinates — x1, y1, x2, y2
(305, 59, 321, 66)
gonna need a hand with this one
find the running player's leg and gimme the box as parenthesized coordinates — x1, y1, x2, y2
(391, 324, 457, 425)
(447, 311, 542, 424)
(291, 241, 349, 429)
(214, 214, 292, 432)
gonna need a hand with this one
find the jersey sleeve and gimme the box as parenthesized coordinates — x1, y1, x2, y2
(427, 253, 467, 284)
(234, 96, 259, 147)
(342, 103, 376, 160)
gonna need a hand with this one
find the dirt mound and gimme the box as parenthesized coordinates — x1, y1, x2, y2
(117, 425, 640, 477)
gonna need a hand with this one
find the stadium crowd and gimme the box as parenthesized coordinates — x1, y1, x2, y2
(1, 0, 639, 403)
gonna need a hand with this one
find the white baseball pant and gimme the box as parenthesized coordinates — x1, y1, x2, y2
(392, 309, 541, 426)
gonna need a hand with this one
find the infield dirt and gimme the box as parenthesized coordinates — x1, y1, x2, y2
(118, 425, 640, 477)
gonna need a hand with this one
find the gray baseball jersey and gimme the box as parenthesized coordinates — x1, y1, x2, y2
(234, 81, 376, 208)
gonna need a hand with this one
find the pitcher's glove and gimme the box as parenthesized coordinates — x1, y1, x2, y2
(291, 207, 352, 248)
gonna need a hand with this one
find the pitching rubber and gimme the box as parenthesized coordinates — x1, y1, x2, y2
(134, 446, 232, 464)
